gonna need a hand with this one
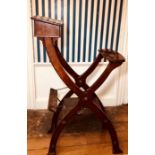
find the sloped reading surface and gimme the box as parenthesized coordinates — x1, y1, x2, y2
(31, 16, 63, 37)
(31, 16, 63, 26)
(99, 49, 125, 63)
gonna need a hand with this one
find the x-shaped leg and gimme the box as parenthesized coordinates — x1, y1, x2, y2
(31, 16, 125, 155)
(47, 99, 122, 155)
(41, 38, 125, 155)
(43, 39, 106, 133)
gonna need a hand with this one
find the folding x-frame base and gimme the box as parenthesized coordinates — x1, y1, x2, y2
(31, 16, 125, 155)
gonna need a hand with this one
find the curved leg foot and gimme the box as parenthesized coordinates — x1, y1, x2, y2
(113, 147, 123, 154)
(105, 119, 123, 154)
(48, 103, 82, 155)
(86, 101, 123, 154)
(47, 152, 56, 155)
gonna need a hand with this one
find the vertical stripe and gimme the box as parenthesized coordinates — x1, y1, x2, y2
(55, 0, 58, 19)
(32, 0, 125, 63)
(107, 0, 115, 49)
(35, 0, 41, 62)
(72, 0, 76, 62)
(113, 0, 120, 52)
(63, 0, 67, 61)
(61, 0, 64, 19)
(38, 0, 44, 62)
(32, 0, 36, 16)
(43, 47, 46, 62)
(110, 0, 117, 50)
(37, 39, 41, 62)
(42, 0, 46, 62)
(77, 0, 82, 62)
(83, 0, 88, 62)
(51, 0, 55, 19)
(61, 0, 64, 56)
(102, 1, 109, 49)
(69, 0, 73, 62)
(48, 0, 51, 17)
(57, 1, 61, 20)
(45, 0, 50, 62)
(99, 0, 106, 49)
(42, 0, 45, 16)
(116, 0, 124, 51)
(80, 0, 85, 62)
(35, 0, 39, 15)
(85, 0, 91, 63)
(66, 0, 70, 62)
(93, 0, 100, 60)
(32, 0, 37, 62)
(117, 0, 127, 54)
(91, 1, 98, 62)
(74, 0, 79, 62)
(105, 0, 112, 49)
(88, 0, 95, 62)
(96, 0, 103, 51)
(57, 0, 62, 56)
(45, 1, 49, 18)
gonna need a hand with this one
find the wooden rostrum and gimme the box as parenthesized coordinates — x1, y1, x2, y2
(31, 16, 125, 155)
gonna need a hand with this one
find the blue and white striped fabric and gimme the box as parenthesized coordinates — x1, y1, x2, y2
(31, 0, 124, 63)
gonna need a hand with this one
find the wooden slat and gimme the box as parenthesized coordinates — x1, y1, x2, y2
(48, 88, 58, 112)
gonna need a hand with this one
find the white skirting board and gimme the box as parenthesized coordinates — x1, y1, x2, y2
(27, 62, 128, 109)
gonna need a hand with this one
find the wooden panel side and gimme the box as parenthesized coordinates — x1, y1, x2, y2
(34, 21, 61, 37)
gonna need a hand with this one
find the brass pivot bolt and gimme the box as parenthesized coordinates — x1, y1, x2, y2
(84, 97, 88, 101)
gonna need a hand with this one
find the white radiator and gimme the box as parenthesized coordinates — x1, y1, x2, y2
(31, 0, 125, 63)
(28, 0, 128, 109)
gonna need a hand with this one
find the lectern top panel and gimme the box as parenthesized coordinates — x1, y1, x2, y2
(99, 49, 125, 63)
(31, 16, 63, 26)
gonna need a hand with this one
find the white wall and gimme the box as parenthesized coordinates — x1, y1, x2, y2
(27, 61, 128, 109)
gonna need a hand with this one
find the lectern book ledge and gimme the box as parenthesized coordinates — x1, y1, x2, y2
(99, 49, 125, 63)
(31, 16, 63, 38)
(31, 16, 63, 25)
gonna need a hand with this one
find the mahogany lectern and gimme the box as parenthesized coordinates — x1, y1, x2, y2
(31, 16, 125, 155)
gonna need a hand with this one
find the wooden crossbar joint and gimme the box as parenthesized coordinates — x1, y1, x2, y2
(75, 76, 86, 87)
